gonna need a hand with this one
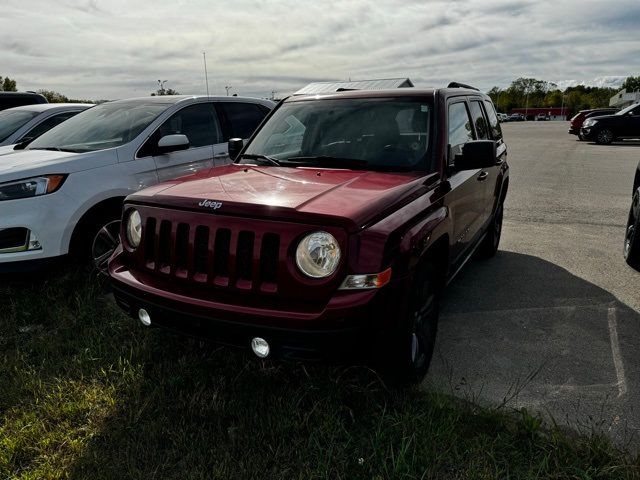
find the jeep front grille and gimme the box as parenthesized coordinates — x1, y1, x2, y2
(140, 216, 281, 293)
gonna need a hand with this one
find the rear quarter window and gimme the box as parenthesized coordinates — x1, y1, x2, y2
(483, 100, 503, 140)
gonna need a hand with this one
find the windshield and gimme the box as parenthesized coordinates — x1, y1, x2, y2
(0, 110, 39, 143)
(616, 103, 639, 116)
(27, 102, 169, 152)
(241, 98, 433, 172)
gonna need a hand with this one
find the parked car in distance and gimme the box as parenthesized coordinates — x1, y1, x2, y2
(568, 107, 619, 137)
(0, 95, 274, 274)
(508, 113, 525, 121)
(109, 85, 509, 383)
(497, 113, 508, 122)
(536, 113, 549, 121)
(0, 91, 48, 112)
(624, 160, 640, 271)
(0, 103, 93, 149)
(580, 103, 640, 144)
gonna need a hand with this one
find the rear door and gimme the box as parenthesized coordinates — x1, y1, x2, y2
(139, 102, 226, 182)
(482, 100, 506, 216)
(622, 105, 640, 138)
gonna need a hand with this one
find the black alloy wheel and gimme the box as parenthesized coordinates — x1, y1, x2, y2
(596, 128, 614, 145)
(624, 190, 640, 270)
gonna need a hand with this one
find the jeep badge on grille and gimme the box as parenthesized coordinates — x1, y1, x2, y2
(199, 199, 223, 210)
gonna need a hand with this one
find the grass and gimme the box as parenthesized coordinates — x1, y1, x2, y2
(0, 269, 638, 479)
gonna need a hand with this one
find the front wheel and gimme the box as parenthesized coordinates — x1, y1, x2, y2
(379, 262, 440, 385)
(624, 191, 640, 271)
(595, 128, 614, 145)
(91, 220, 122, 275)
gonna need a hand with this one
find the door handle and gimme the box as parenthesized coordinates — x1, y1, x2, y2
(213, 152, 228, 157)
(477, 171, 489, 181)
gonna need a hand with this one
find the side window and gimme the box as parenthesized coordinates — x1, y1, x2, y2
(448, 102, 474, 162)
(469, 101, 489, 140)
(219, 102, 268, 139)
(138, 103, 222, 157)
(483, 100, 503, 140)
(23, 112, 78, 140)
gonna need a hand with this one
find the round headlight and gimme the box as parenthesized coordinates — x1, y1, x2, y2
(295, 231, 341, 278)
(126, 209, 142, 248)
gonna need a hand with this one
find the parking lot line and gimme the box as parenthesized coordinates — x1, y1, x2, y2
(607, 306, 628, 398)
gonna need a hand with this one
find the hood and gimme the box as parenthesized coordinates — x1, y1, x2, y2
(0, 144, 20, 156)
(128, 164, 432, 231)
(0, 148, 117, 181)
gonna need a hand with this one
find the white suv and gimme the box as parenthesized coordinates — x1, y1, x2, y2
(0, 95, 274, 273)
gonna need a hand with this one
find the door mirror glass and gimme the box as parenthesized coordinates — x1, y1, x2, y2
(228, 137, 244, 161)
(457, 140, 497, 170)
(156, 134, 189, 154)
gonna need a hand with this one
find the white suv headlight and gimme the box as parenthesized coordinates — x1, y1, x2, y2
(0, 175, 66, 201)
(126, 209, 142, 249)
(295, 231, 341, 278)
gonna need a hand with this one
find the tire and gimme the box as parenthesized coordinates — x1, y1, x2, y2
(379, 261, 440, 385)
(595, 128, 614, 145)
(71, 211, 122, 275)
(624, 190, 640, 271)
(478, 201, 504, 258)
(577, 133, 585, 141)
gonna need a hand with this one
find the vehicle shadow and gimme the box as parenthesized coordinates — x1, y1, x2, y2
(587, 140, 640, 147)
(430, 250, 640, 449)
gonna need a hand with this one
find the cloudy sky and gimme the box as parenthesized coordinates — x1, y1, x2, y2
(2, 0, 639, 100)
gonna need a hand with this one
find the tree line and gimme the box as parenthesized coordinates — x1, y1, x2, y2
(487, 76, 640, 115)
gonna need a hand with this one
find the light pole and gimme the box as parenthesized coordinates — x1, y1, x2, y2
(157, 79, 167, 95)
(524, 88, 530, 120)
(225, 85, 232, 96)
(560, 92, 565, 120)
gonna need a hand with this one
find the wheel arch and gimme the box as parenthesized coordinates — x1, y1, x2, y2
(68, 196, 126, 256)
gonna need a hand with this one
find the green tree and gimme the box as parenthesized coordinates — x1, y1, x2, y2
(621, 76, 640, 92)
(0, 75, 18, 91)
(37, 89, 69, 103)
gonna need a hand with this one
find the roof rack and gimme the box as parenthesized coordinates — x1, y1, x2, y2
(447, 82, 479, 91)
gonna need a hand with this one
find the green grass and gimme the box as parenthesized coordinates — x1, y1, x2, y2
(0, 269, 638, 479)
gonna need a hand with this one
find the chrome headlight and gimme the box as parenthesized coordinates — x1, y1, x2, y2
(0, 175, 66, 201)
(126, 209, 142, 249)
(295, 231, 341, 278)
(583, 119, 597, 127)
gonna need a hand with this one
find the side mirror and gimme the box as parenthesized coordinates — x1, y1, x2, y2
(456, 140, 497, 170)
(228, 137, 244, 161)
(156, 134, 189, 155)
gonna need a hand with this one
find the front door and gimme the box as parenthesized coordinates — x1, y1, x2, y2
(142, 102, 226, 182)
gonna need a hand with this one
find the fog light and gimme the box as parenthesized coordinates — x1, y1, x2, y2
(138, 308, 151, 326)
(251, 337, 270, 358)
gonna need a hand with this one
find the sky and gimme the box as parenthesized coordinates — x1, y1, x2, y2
(2, 0, 639, 101)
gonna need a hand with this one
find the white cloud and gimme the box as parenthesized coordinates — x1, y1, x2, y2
(1, 0, 638, 100)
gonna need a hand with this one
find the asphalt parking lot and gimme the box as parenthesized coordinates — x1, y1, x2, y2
(428, 121, 640, 450)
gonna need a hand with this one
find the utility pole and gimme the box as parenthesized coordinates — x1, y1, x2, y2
(271, 90, 277, 101)
(225, 85, 232, 96)
(560, 91, 565, 120)
(202, 51, 210, 97)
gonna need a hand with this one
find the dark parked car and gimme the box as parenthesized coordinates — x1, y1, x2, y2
(508, 113, 525, 121)
(536, 113, 549, 121)
(109, 84, 509, 383)
(0, 92, 47, 112)
(625, 160, 640, 271)
(568, 108, 618, 138)
(580, 103, 640, 144)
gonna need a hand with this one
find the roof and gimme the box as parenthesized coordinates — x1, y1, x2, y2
(295, 78, 414, 95)
(4, 103, 94, 113)
(107, 95, 274, 107)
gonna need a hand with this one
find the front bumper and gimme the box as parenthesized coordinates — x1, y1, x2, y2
(0, 192, 72, 265)
(580, 126, 596, 140)
(109, 257, 409, 361)
(568, 126, 580, 135)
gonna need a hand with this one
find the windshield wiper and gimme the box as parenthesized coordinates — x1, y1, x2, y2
(238, 153, 281, 166)
(283, 156, 369, 169)
(30, 147, 81, 153)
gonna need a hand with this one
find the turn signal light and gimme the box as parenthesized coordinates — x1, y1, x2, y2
(338, 268, 392, 290)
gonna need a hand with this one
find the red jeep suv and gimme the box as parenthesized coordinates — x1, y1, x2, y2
(109, 84, 509, 382)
